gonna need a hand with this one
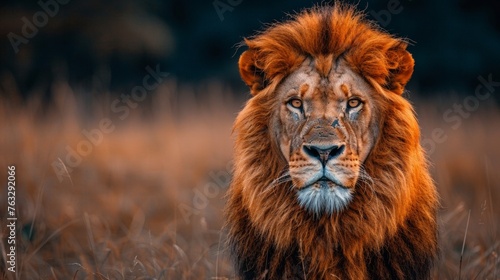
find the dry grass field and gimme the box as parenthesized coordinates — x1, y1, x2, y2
(0, 81, 498, 279)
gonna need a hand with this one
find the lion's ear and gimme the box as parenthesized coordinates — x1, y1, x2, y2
(385, 43, 414, 95)
(239, 48, 267, 95)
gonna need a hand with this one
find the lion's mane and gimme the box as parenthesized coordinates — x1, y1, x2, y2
(225, 4, 438, 280)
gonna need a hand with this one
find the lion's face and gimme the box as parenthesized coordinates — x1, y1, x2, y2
(273, 58, 379, 215)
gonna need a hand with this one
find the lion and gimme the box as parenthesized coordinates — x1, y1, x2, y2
(225, 4, 438, 280)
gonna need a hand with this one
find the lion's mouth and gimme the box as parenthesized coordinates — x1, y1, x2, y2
(317, 176, 333, 186)
(297, 177, 352, 215)
(305, 176, 345, 189)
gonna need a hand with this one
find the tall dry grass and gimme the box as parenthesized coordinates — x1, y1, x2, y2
(417, 96, 500, 279)
(0, 81, 498, 279)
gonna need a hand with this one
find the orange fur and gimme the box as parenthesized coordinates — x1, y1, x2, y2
(238, 5, 413, 96)
(226, 4, 437, 279)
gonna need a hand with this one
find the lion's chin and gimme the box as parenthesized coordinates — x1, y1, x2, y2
(296, 180, 352, 216)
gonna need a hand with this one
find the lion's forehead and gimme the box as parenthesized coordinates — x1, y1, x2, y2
(278, 58, 373, 106)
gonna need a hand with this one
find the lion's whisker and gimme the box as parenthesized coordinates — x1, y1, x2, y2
(269, 170, 292, 186)
(262, 170, 292, 194)
(358, 165, 377, 202)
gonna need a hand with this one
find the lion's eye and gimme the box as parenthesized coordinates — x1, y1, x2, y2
(288, 99, 303, 109)
(347, 98, 362, 109)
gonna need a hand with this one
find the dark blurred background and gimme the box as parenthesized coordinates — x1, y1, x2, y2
(0, 0, 499, 99)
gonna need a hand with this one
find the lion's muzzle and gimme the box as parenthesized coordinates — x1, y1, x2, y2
(290, 118, 357, 215)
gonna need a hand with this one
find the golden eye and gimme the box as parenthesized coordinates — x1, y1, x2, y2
(288, 99, 303, 109)
(347, 98, 361, 109)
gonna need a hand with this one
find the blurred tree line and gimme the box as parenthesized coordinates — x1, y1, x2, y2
(0, 0, 499, 99)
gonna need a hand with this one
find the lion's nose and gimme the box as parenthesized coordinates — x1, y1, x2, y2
(303, 143, 345, 165)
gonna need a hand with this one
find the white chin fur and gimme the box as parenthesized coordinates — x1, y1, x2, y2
(297, 185, 352, 215)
